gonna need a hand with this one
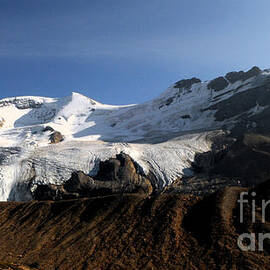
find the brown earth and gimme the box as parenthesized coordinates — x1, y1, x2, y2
(0, 262, 38, 270)
(0, 187, 270, 270)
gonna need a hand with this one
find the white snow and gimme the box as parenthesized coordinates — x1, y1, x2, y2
(0, 71, 269, 201)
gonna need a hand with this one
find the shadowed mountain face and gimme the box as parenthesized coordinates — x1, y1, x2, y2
(0, 186, 270, 270)
(204, 77, 270, 136)
(191, 133, 270, 187)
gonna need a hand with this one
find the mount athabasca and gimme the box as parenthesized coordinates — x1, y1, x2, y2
(0, 66, 270, 201)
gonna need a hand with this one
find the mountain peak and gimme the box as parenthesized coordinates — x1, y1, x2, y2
(71, 91, 86, 97)
(69, 91, 98, 105)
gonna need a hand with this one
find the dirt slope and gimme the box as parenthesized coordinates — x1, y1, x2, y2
(0, 189, 269, 270)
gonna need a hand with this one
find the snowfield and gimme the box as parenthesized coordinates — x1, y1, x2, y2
(0, 68, 269, 201)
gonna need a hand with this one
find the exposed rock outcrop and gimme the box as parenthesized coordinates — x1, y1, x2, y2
(0, 118, 4, 128)
(174, 77, 201, 90)
(33, 153, 154, 200)
(192, 133, 270, 186)
(225, 66, 261, 83)
(42, 126, 54, 132)
(0, 98, 42, 109)
(33, 184, 74, 201)
(207, 76, 229, 91)
(49, 131, 64, 144)
(205, 66, 262, 95)
(203, 74, 270, 136)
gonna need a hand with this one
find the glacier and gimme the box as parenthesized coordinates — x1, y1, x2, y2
(0, 67, 270, 201)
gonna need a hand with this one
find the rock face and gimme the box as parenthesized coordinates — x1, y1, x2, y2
(0, 118, 4, 128)
(33, 153, 154, 200)
(174, 77, 201, 89)
(0, 97, 43, 109)
(225, 66, 261, 84)
(191, 133, 235, 173)
(192, 133, 270, 186)
(32, 184, 68, 201)
(207, 76, 229, 91)
(49, 131, 64, 144)
(203, 72, 270, 136)
(43, 126, 54, 132)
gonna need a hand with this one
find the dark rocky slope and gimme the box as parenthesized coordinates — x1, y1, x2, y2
(192, 133, 270, 187)
(0, 185, 270, 269)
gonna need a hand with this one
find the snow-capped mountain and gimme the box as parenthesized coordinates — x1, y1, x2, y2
(0, 66, 270, 201)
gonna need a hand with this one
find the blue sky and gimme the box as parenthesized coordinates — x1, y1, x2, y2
(0, 0, 270, 104)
